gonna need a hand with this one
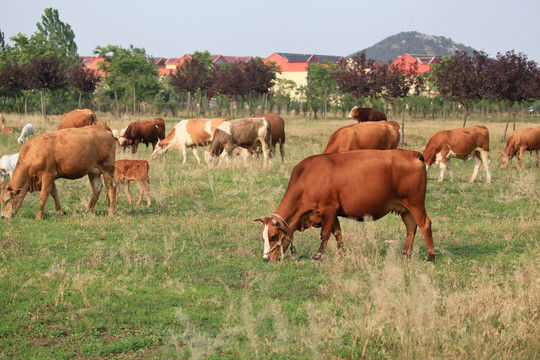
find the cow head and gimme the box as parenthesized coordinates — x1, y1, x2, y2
(347, 106, 359, 119)
(151, 141, 168, 158)
(0, 184, 25, 218)
(117, 136, 132, 152)
(500, 153, 510, 168)
(254, 216, 294, 261)
(204, 149, 219, 167)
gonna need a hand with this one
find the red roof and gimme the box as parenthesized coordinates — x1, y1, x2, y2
(392, 53, 441, 74)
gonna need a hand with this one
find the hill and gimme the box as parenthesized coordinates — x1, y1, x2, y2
(350, 31, 476, 61)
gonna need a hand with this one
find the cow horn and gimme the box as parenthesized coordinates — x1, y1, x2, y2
(253, 217, 264, 222)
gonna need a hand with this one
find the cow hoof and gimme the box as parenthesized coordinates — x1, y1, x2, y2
(55, 211, 64, 217)
(313, 252, 324, 261)
(427, 254, 436, 262)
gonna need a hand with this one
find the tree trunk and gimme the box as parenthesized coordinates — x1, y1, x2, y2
(133, 83, 136, 116)
(401, 104, 406, 145)
(502, 105, 512, 142)
(40, 90, 46, 119)
(114, 80, 119, 117)
(462, 106, 468, 127)
(187, 91, 192, 117)
(78, 92, 82, 109)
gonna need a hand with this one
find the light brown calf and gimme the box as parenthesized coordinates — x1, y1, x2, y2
(114, 160, 151, 208)
(500, 126, 540, 168)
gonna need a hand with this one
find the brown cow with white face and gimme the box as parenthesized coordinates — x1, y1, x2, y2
(423, 126, 491, 183)
(0, 124, 116, 219)
(152, 118, 226, 164)
(117, 118, 166, 154)
(204, 117, 273, 167)
(348, 106, 387, 122)
(255, 149, 434, 262)
(500, 126, 540, 169)
(250, 113, 286, 162)
(323, 121, 401, 153)
(58, 109, 97, 129)
(114, 159, 151, 208)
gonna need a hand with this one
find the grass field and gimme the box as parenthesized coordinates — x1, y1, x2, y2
(0, 113, 539, 359)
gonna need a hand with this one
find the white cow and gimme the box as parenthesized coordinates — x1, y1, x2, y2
(0, 153, 19, 178)
(17, 123, 34, 144)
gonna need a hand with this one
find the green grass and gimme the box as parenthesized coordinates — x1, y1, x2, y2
(0, 113, 539, 359)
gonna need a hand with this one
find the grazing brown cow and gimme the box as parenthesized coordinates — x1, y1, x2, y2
(0, 124, 116, 219)
(204, 117, 273, 167)
(500, 126, 540, 168)
(255, 149, 435, 261)
(423, 126, 491, 183)
(118, 118, 166, 154)
(58, 109, 97, 129)
(152, 118, 226, 164)
(250, 113, 286, 162)
(323, 121, 401, 153)
(0, 113, 16, 133)
(114, 159, 151, 207)
(348, 106, 387, 122)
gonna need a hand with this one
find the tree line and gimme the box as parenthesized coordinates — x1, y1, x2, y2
(0, 8, 539, 136)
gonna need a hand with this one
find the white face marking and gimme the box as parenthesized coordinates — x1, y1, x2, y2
(218, 122, 231, 135)
(262, 224, 270, 260)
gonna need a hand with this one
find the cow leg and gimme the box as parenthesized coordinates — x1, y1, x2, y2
(479, 149, 491, 183)
(192, 147, 202, 165)
(518, 146, 526, 169)
(535, 150, 539, 168)
(438, 160, 447, 182)
(131, 140, 140, 154)
(115, 181, 121, 204)
(469, 151, 482, 183)
(279, 142, 285, 163)
(87, 173, 103, 212)
(137, 179, 151, 208)
(402, 203, 435, 261)
(260, 139, 273, 168)
(36, 177, 55, 219)
(181, 143, 188, 164)
(314, 213, 336, 260)
(50, 182, 63, 216)
(101, 169, 116, 216)
(333, 218, 345, 254)
(446, 159, 454, 181)
(124, 183, 132, 205)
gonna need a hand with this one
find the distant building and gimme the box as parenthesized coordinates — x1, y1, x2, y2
(264, 52, 347, 88)
(391, 53, 441, 74)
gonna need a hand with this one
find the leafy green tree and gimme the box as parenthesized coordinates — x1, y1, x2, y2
(306, 62, 338, 119)
(332, 52, 381, 105)
(242, 57, 278, 114)
(26, 55, 67, 117)
(0, 28, 7, 54)
(94, 45, 160, 116)
(36, 8, 78, 66)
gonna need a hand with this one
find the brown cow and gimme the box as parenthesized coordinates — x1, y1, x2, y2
(348, 106, 387, 122)
(323, 121, 401, 153)
(152, 118, 226, 164)
(423, 126, 491, 183)
(205, 117, 273, 167)
(255, 149, 434, 262)
(500, 126, 540, 168)
(118, 118, 166, 154)
(114, 159, 151, 207)
(0, 124, 116, 219)
(250, 113, 286, 162)
(58, 109, 97, 130)
(0, 113, 16, 133)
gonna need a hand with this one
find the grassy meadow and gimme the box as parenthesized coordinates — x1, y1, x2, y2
(0, 112, 539, 359)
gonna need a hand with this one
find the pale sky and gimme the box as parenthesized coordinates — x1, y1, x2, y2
(1, 0, 539, 63)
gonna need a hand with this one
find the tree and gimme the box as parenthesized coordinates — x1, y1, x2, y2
(36, 8, 78, 66)
(0, 59, 28, 113)
(170, 51, 214, 116)
(211, 62, 247, 118)
(332, 52, 381, 105)
(431, 51, 488, 127)
(26, 55, 66, 117)
(483, 50, 539, 140)
(379, 58, 423, 142)
(67, 63, 101, 108)
(242, 57, 277, 114)
(95, 45, 160, 116)
(0, 28, 7, 54)
(306, 62, 338, 119)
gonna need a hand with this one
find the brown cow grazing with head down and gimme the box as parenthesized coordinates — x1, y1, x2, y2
(250, 113, 286, 162)
(255, 149, 435, 262)
(114, 159, 151, 208)
(118, 118, 166, 154)
(348, 106, 387, 122)
(0, 123, 116, 219)
(205, 117, 273, 167)
(152, 118, 226, 164)
(58, 109, 97, 130)
(500, 126, 540, 169)
(323, 121, 401, 153)
(423, 126, 491, 183)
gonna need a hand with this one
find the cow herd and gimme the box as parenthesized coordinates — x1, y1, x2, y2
(0, 108, 539, 263)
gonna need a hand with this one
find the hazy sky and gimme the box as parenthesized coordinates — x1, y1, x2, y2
(2, 0, 539, 63)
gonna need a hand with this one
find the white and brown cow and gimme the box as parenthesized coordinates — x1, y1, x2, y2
(255, 149, 434, 261)
(423, 126, 491, 183)
(323, 120, 401, 153)
(152, 118, 227, 164)
(114, 159, 151, 208)
(204, 117, 273, 167)
(348, 106, 387, 122)
(0, 124, 116, 219)
(500, 126, 540, 169)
